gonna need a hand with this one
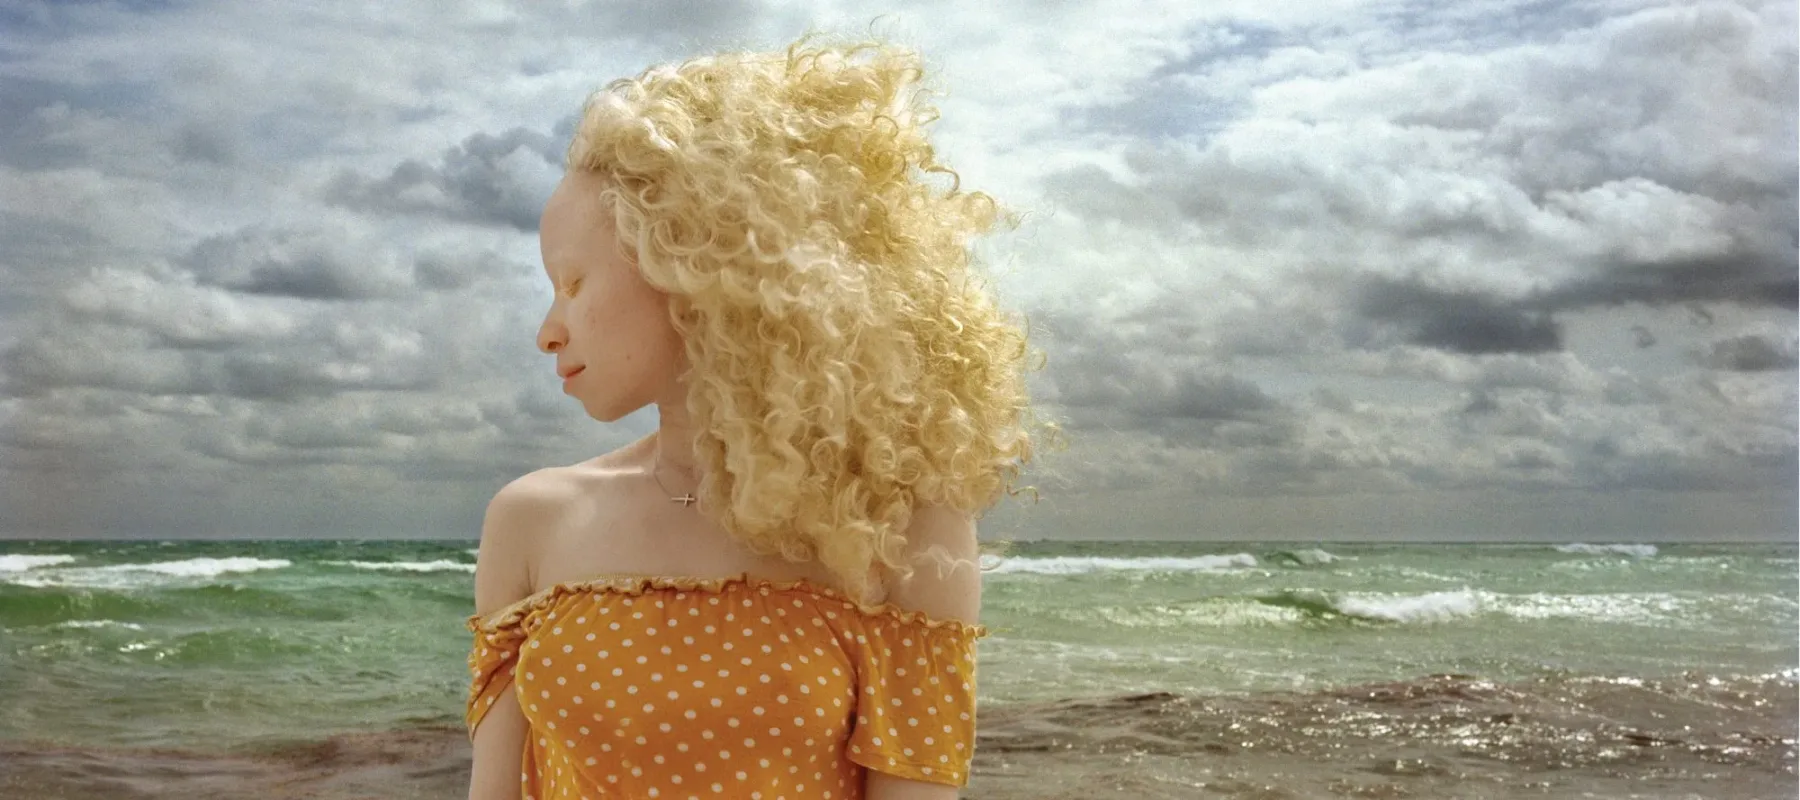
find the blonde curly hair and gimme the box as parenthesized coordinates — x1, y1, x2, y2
(564, 29, 1062, 601)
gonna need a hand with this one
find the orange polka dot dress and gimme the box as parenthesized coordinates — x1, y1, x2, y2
(465, 573, 988, 799)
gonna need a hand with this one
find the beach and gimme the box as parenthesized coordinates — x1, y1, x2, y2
(5, 672, 1794, 798)
(2, 539, 1794, 798)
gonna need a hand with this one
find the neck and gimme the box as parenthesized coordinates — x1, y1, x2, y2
(651, 403, 701, 482)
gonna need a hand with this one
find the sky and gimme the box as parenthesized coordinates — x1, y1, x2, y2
(0, 0, 1794, 542)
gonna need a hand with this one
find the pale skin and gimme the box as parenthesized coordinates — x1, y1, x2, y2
(466, 169, 982, 800)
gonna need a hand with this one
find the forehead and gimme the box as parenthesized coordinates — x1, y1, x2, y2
(540, 173, 614, 271)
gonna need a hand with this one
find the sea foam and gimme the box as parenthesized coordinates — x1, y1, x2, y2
(326, 559, 476, 573)
(1328, 590, 1480, 622)
(1555, 543, 1658, 558)
(1483, 591, 1693, 625)
(987, 554, 1258, 575)
(0, 554, 78, 572)
(4, 557, 292, 589)
(96, 558, 293, 577)
(1257, 588, 1480, 623)
(1267, 548, 1345, 566)
(55, 620, 146, 631)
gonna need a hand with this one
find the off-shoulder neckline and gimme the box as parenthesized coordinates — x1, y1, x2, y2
(467, 571, 987, 638)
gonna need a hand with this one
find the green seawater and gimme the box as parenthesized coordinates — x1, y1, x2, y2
(1, 539, 1794, 749)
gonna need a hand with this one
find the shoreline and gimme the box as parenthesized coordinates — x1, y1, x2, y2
(5, 674, 1794, 800)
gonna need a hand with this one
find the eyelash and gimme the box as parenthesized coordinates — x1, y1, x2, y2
(563, 278, 583, 298)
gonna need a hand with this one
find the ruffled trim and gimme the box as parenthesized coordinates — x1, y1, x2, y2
(465, 571, 989, 639)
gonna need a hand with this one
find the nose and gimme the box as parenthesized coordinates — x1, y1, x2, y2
(537, 308, 567, 354)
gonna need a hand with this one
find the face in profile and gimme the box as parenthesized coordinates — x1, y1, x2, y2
(536, 170, 687, 423)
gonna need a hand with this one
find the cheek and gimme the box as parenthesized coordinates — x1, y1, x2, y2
(573, 297, 602, 334)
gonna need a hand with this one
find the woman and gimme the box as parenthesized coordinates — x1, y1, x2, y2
(465, 30, 1055, 800)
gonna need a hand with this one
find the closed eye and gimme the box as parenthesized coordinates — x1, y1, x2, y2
(563, 278, 584, 297)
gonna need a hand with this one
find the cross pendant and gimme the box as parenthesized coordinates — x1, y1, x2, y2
(672, 494, 697, 507)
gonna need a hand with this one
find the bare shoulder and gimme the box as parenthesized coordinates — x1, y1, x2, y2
(471, 465, 588, 619)
(879, 505, 982, 625)
(489, 464, 587, 519)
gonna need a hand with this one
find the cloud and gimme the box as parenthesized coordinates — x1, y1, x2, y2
(0, 0, 1792, 540)
(181, 227, 416, 301)
(1531, 251, 1799, 312)
(1351, 276, 1564, 355)
(1, 319, 438, 401)
(324, 127, 565, 232)
(1035, 304, 1285, 418)
(59, 267, 302, 347)
(1698, 333, 1799, 372)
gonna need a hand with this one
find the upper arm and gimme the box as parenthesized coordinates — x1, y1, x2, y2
(880, 504, 982, 624)
(473, 476, 550, 622)
(866, 505, 982, 800)
(467, 472, 559, 800)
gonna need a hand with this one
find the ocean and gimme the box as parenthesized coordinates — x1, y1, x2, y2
(1, 539, 1794, 799)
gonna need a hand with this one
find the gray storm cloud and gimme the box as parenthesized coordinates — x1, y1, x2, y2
(0, 0, 1791, 540)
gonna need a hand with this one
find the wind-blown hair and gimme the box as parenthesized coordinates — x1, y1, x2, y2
(564, 30, 1061, 601)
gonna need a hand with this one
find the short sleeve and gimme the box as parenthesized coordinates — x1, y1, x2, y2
(842, 613, 987, 786)
(464, 612, 528, 740)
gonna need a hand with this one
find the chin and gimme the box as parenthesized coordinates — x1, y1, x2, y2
(581, 404, 627, 424)
(576, 394, 639, 425)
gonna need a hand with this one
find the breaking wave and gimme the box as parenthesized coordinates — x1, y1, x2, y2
(323, 560, 476, 573)
(0, 554, 79, 572)
(1555, 543, 1658, 558)
(1260, 589, 1481, 623)
(986, 554, 1259, 575)
(1265, 548, 1346, 566)
(3, 557, 292, 589)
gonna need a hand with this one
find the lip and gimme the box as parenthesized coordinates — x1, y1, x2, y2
(558, 365, 585, 380)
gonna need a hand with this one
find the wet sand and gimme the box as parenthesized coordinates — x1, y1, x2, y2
(4, 675, 1794, 799)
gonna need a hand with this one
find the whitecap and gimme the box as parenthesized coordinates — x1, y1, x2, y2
(1555, 543, 1658, 558)
(325, 559, 476, 573)
(0, 554, 78, 572)
(985, 554, 1258, 575)
(1268, 548, 1346, 566)
(96, 557, 292, 578)
(1328, 590, 1479, 623)
(56, 620, 146, 631)
(4, 557, 291, 589)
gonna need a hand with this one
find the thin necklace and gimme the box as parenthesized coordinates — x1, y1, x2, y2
(650, 453, 699, 508)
